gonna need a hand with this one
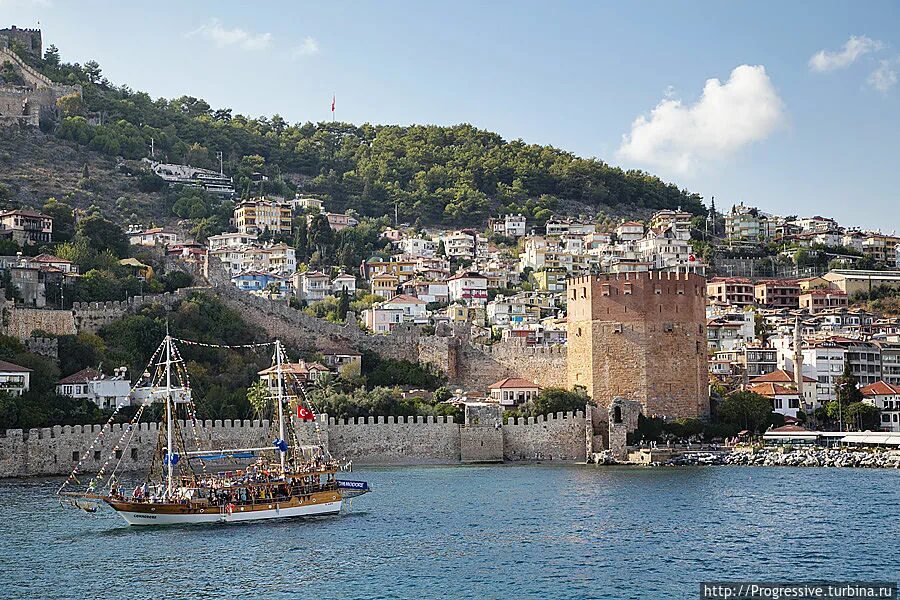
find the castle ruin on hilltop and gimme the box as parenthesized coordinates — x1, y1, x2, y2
(0, 26, 81, 128)
(567, 272, 709, 420)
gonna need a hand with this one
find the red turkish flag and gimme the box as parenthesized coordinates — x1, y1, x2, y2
(297, 406, 316, 421)
(331, 95, 335, 112)
(689, 254, 696, 262)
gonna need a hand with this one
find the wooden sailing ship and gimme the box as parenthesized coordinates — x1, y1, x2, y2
(59, 334, 369, 526)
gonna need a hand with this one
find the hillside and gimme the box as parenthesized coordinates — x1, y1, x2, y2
(0, 128, 170, 225)
(5, 45, 704, 227)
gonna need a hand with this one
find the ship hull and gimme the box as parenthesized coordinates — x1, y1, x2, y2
(106, 491, 343, 526)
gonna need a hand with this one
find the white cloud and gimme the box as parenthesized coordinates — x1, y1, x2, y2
(809, 35, 883, 72)
(188, 19, 272, 51)
(291, 36, 320, 59)
(617, 65, 785, 174)
(867, 59, 898, 92)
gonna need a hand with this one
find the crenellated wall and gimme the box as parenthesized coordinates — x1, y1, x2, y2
(0, 411, 589, 477)
(2, 288, 198, 339)
(327, 415, 461, 465)
(502, 411, 587, 461)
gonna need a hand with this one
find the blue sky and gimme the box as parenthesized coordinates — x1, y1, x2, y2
(3, 0, 899, 229)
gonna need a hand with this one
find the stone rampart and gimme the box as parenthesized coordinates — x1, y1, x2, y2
(502, 411, 587, 461)
(2, 303, 76, 338)
(474, 341, 568, 388)
(327, 415, 461, 465)
(0, 410, 589, 477)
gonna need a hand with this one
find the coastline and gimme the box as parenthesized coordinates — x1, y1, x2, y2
(647, 447, 900, 469)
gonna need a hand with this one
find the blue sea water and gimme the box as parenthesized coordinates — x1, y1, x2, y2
(1, 464, 898, 599)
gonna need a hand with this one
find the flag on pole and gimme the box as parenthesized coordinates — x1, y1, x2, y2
(297, 406, 316, 422)
(331, 95, 335, 113)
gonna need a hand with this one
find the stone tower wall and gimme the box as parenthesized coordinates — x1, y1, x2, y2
(567, 272, 708, 419)
(0, 26, 42, 59)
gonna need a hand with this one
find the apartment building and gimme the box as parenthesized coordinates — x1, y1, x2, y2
(234, 198, 293, 236)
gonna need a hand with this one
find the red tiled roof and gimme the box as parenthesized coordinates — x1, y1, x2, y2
(861, 381, 900, 396)
(749, 368, 816, 384)
(58, 367, 101, 385)
(31, 253, 72, 264)
(748, 382, 799, 397)
(489, 377, 540, 390)
(769, 425, 810, 433)
(384, 294, 426, 305)
(0, 360, 32, 373)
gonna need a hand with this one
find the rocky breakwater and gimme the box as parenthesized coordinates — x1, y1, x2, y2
(667, 447, 900, 469)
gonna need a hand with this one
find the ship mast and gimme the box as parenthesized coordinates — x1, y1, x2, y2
(275, 339, 286, 472)
(165, 331, 174, 497)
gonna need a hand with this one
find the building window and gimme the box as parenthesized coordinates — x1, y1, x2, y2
(131, 448, 138, 460)
(72, 451, 79, 461)
(94, 450, 101, 461)
(664, 323, 674, 333)
(115, 449, 122, 459)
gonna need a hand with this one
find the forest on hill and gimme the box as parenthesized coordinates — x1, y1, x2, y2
(21, 44, 703, 226)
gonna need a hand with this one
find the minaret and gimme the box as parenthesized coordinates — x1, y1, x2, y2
(793, 317, 804, 406)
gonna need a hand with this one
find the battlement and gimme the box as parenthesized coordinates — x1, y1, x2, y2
(0, 26, 42, 58)
(568, 271, 706, 286)
(504, 410, 583, 426)
(328, 415, 455, 426)
(0, 409, 590, 475)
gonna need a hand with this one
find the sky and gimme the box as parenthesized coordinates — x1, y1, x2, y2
(3, 0, 899, 230)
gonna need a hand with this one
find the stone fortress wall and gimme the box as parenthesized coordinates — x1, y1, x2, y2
(0, 29, 82, 128)
(3, 281, 566, 394)
(0, 411, 589, 477)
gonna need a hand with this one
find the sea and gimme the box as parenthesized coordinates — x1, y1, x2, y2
(1, 464, 898, 599)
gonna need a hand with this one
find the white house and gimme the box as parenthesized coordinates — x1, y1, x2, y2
(332, 273, 357, 295)
(615, 221, 645, 242)
(362, 305, 405, 333)
(128, 227, 178, 247)
(400, 237, 437, 258)
(747, 382, 802, 419)
(0, 360, 31, 395)
(289, 195, 324, 212)
(380, 294, 428, 323)
(207, 232, 258, 251)
(293, 270, 332, 302)
(442, 231, 487, 260)
(861, 381, 900, 432)
(492, 214, 527, 238)
(57, 367, 132, 409)
(447, 271, 488, 305)
(488, 377, 541, 408)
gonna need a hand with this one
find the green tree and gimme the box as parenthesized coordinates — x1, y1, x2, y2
(844, 402, 880, 431)
(42, 198, 76, 242)
(76, 213, 129, 257)
(247, 380, 271, 416)
(835, 363, 863, 406)
(82, 60, 102, 84)
(56, 93, 85, 117)
(717, 391, 773, 433)
(43, 44, 61, 66)
(337, 289, 351, 321)
(526, 387, 590, 417)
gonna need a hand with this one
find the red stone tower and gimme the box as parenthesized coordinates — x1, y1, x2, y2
(567, 272, 709, 419)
